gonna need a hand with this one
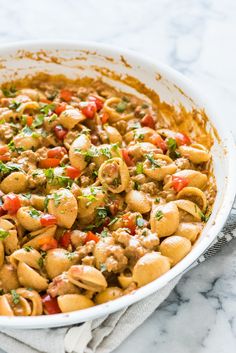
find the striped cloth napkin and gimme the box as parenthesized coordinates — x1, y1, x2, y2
(0, 203, 235, 353)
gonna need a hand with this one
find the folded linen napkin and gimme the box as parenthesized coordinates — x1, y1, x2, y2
(0, 204, 235, 353)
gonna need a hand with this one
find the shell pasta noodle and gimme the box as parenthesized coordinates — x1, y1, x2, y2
(0, 75, 216, 316)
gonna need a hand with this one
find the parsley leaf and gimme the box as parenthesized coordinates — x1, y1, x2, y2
(0, 161, 22, 175)
(53, 192, 61, 207)
(155, 210, 164, 221)
(166, 137, 180, 159)
(146, 153, 161, 168)
(0, 229, 9, 240)
(100, 229, 109, 238)
(199, 211, 211, 223)
(116, 101, 127, 113)
(11, 289, 20, 305)
(134, 180, 140, 190)
(97, 207, 108, 220)
(23, 246, 33, 252)
(108, 217, 118, 226)
(9, 101, 21, 111)
(7, 140, 25, 153)
(136, 216, 145, 227)
(39, 103, 55, 115)
(136, 162, 144, 174)
(2, 86, 17, 98)
(32, 114, 44, 128)
(28, 208, 41, 219)
(65, 251, 77, 261)
(44, 169, 72, 188)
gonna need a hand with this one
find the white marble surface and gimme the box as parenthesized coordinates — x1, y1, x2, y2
(0, 0, 236, 352)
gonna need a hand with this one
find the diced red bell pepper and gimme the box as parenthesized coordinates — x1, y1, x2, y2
(0, 153, 10, 162)
(26, 116, 33, 126)
(40, 214, 57, 227)
(39, 158, 61, 168)
(59, 231, 72, 248)
(40, 98, 52, 104)
(172, 176, 189, 192)
(47, 147, 67, 160)
(54, 125, 68, 140)
(42, 294, 61, 315)
(122, 214, 136, 235)
(101, 112, 109, 124)
(141, 114, 155, 129)
(65, 166, 81, 179)
(79, 101, 97, 119)
(149, 134, 167, 153)
(88, 95, 104, 111)
(84, 231, 100, 243)
(60, 89, 72, 102)
(175, 132, 191, 146)
(55, 102, 67, 115)
(3, 194, 21, 214)
(122, 149, 134, 167)
(40, 238, 58, 251)
(0, 146, 9, 155)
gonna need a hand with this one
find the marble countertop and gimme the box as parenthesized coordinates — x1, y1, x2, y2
(0, 0, 236, 352)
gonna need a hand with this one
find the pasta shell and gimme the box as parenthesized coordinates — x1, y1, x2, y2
(150, 202, 179, 237)
(127, 142, 158, 159)
(68, 265, 107, 292)
(16, 101, 39, 116)
(6, 295, 32, 316)
(103, 97, 134, 123)
(174, 199, 202, 221)
(177, 186, 207, 211)
(143, 154, 177, 181)
(0, 295, 14, 316)
(24, 225, 57, 249)
(159, 235, 191, 266)
(92, 144, 122, 167)
(0, 218, 15, 231)
(118, 271, 133, 289)
(164, 170, 207, 190)
(17, 262, 48, 291)
(133, 252, 170, 287)
(58, 294, 94, 313)
(0, 172, 28, 194)
(125, 190, 151, 213)
(13, 133, 40, 150)
(176, 222, 202, 243)
(69, 134, 91, 170)
(0, 241, 4, 268)
(59, 108, 86, 129)
(103, 125, 122, 144)
(98, 157, 130, 193)
(0, 263, 20, 291)
(3, 230, 19, 255)
(179, 144, 210, 164)
(16, 206, 43, 231)
(44, 248, 79, 279)
(77, 186, 106, 225)
(48, 188, 78, 228)
(16, 288, 43, 316)
(125, 126, 156, 144)
(10, 248, 42, 270)
(95, 287, 123, 304)
(19, 88, 45, 101)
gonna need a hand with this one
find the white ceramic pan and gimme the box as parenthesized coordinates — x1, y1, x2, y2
(0, 41, 235, 329)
